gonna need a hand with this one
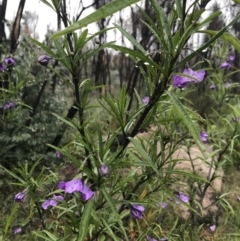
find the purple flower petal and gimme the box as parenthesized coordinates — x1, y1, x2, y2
(15, 192, 25, 202)
(0, 62, 6, 71)
(225, 82, 231, 88)
(42, 195, 64, 210)
(130, 204, 145, 219)
(200, 131, 208, 143)
(142, 96, 149, 104)
(58, 181, 66, 190)
(14, 227, 22, 235)
(160, 202, 168, 208)
(99, 164, 109, 176)
(210, 225, 216, 232)
(56, 151, 61, 158)
(64, 179, 83, 193)
(80, 180, 94, 201)
(229, 55, 235, 62)
(38, 55, 52, 66)
(220, 61, 231, 69)
(176, 193, 189, 203)
(210, 84, 216, 90)
(4, 56, 16, 65)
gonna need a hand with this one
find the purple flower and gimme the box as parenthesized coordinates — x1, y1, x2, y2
(183, 68, 205, 84)
(220, 61, 231, 69)
(80, 181, 94, 201)
(14, 227, 22, 235)
(3, 101, 16, 110)
(0, 62, 6, 71)
(58, 181, 66, 190)
(99, 164, 109, 176)
(58, 179, 94, 201)
(210, 84, 216, 90)
(173, 68, 205, 88)
(200, 131, 208, 143)
(64, 179, 83, 194)
(142, 96, 149, 104)
(4, 56, 16, 65)
(173, 75, 188, 89)
(130, 204, 145, 219)
(225, 82, 231, 88)
(160, 202, 168, 208)
(209, 225, 216, 232)
(15, 192, 25, 202)
(147, 236, 157, 241)
(42, 195, 64, 210)
(38, 55, 52, 66)
(176, 193, 189, 203)
(229, 55, 235, 62)
(56, 151, 61, 158)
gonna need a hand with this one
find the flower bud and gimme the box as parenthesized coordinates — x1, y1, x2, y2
(99, 164, 109, 176)
(38, 55, 52, 66)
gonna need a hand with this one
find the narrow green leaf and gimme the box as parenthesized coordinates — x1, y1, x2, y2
(77, 199, 94, 241)
(50, 0, 141, 40)
(100, 218, 120, 241)
(113, 24, 146, 53)
(198, 30, 240, 52)
(42, 230, 58, 241)
(4, 203, 19, 237)
(76, 29, 88, 51)
(30, 38, 57, 58)
(167, 91, 204, 153)
(179, 14, 240, 66)
(40, 0, 56, 12)
(150, 0, 173, 53)
(101, 187, 128, 240)
(1, 166, 25, 184)
(53, 39, 72, 72)
(175, 0, 183, 23)
(128, 137, 160, 175)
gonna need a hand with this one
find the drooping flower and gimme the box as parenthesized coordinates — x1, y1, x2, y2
(58, 181, 66, 190)
(225, 82, 231, 88)
(183, 68, 205, 84)
(38, 55, 52, 66)
(173, 68, 205, 88)
(130, 204, 145, 219)
(200, 131, 208, 143)
(220, 55, 235, 69)
(210, 84, 216, 90)
(99, 164, 109, 176)
(220, 61, 231, 69)
(58, 178, 94, 201)
(209, 224, 216, 232)
(64, 179, 83, 194)
(56, 151, 61, 158)
(15, 192, 25, 202)
(176, 193, 189, 203)
(42, 195, 64, 210)
(14, 227, 22, 235)
(142, 96, 149, 104)
(4, 56, 16, 65)
(0, 62, 6, 72)
(80, 181, 94, 201)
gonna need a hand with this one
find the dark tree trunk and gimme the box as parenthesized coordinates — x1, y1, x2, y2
(10, 0, 26, 53)
(0, 0, 7, 43)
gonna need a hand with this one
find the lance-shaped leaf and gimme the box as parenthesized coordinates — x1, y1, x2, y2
(50, 0, 141, 40)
